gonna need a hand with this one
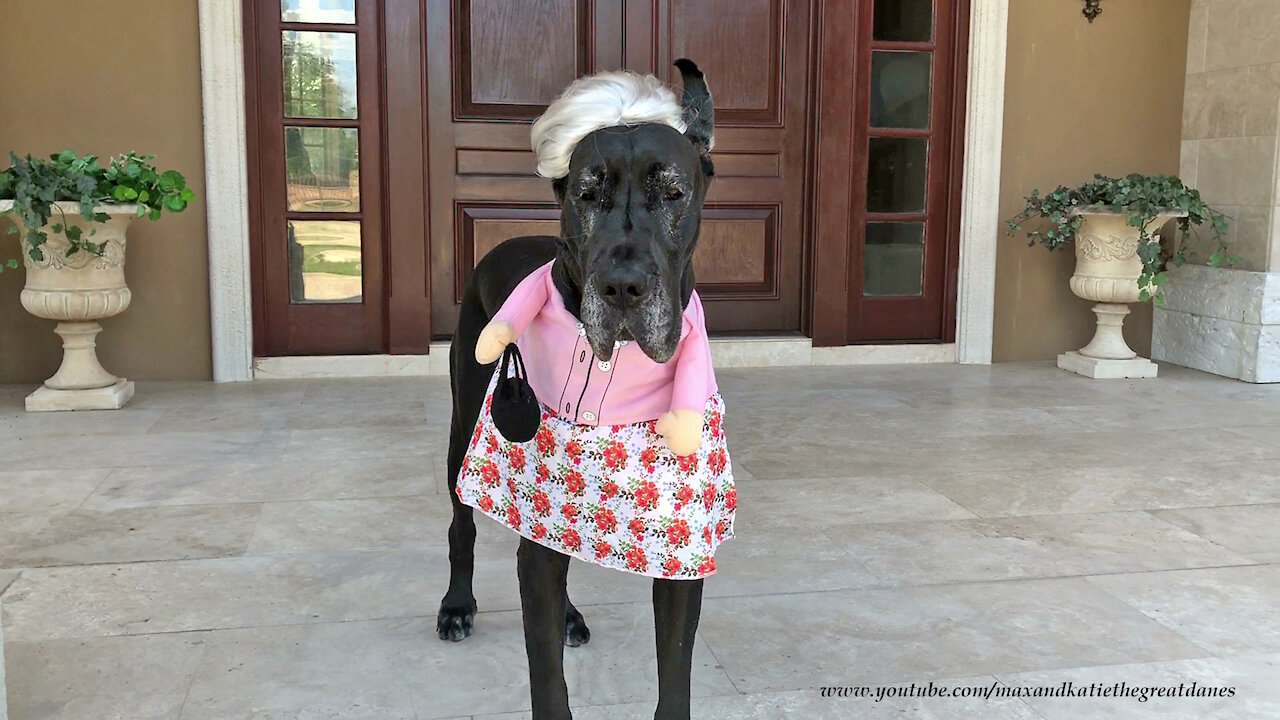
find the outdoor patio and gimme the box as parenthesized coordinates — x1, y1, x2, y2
(1, 362, 1278, 719)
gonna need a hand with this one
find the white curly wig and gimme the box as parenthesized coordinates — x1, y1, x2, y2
(530, 71, 688, 179)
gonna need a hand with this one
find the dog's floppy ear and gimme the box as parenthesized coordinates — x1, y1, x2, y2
(673, 59, 714, 163)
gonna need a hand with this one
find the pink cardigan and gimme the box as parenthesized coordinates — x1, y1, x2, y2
(491, 261, 718, 427)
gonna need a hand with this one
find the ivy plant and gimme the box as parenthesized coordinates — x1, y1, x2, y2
(1006, 173, 1234, 304)
(0, 150, 195, 263)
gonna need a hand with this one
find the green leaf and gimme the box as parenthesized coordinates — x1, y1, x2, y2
(160, 169, 185, 190)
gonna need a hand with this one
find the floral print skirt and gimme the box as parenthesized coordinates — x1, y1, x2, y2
(456, 367, 736, 579)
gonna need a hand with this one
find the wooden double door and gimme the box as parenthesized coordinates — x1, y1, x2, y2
(246, 0, 966, 356)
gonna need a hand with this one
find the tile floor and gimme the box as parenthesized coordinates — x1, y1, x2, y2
(1, 362, 1278, 719)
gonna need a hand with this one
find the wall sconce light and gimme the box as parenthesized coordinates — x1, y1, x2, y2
(1083, 0, 1102, 22)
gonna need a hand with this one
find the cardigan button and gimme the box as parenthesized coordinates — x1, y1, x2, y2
(597, 360, 612, 372)
(582, 410, 597, 422)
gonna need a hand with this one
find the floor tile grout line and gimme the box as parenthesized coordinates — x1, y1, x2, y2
(81, 489, 447, 512)
(173, 632, 211, 720)
(1138, 507, 1273, 560)
(803, 504, 1280, 536)
(1077, 573, 1240, 661)
(72, 467, 121, 513)
(694, 631, 746, 696)
(15, 562, 1277, 645)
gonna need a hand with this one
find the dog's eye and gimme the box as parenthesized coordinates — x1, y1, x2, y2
(664, 188, 684, 201)
(577, 189, 597, 202)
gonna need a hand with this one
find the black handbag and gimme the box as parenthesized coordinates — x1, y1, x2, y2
(490, 342, 540, 443)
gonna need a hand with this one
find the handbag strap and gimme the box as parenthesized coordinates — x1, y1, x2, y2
(499, 342, 530, 388)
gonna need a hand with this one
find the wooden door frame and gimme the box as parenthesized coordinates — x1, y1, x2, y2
(809, 0, 1005, 361)
(200, 0, 1009, 380)
(811, 0, 968, 348)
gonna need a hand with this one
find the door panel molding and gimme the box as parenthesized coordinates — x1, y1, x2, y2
(452, 0, 603, 119)
(454, 202, 560, 302)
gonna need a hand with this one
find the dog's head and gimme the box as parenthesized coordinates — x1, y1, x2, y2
(531, 59, 715, 363)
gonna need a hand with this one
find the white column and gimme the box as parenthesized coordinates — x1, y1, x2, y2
(955, 0, 1010, 364)
(199, 0, 255, 382)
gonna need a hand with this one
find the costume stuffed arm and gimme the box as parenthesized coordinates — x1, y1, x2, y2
(475, 271, 550, 364)
(655, 295, 715, 457)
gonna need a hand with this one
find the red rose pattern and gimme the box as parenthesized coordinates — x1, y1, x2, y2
(594, 540, 612, 560)
(532, 489, 552, 516)
(633, 480, 659, 511)
(455, 373, 734, 579)
(508, 445, 527, 473)
(594, 507, 618, 533)
(603, 440, 628, 470)
(564, 470, 587, 497)
(600, 479, 619, 501)
(624, 544, 649, 572)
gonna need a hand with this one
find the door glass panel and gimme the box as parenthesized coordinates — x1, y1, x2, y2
(283, 31, 358, 119)
(870, 51, 932, 128)
(282, 0, 356, 24)
(285, 127, 360, 211)
(873, 0, 932, 42)
(287, 220, 363, 303)
(867, 137, 927, 213)
(864, 222, 924, 296)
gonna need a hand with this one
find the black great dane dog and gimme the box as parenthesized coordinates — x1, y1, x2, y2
(438, 60, 716, 720)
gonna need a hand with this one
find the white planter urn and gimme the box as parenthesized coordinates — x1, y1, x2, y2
(2, 201, 139, 410)
(1057, 208, 1184, 379)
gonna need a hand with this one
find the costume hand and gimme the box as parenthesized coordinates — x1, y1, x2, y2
(475, 320, 515, 364)
(655, 409, 703, 456)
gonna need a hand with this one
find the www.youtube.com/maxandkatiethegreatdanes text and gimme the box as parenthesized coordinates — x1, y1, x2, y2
(819, 680, 1237, 703)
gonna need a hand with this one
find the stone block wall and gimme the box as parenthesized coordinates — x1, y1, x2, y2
(1154, 0, 1280, 382)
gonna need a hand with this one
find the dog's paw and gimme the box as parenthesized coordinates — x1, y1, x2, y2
(564, 604, 591, 647)
(437, 595, 478, 642)
(475, 320, 515, 364)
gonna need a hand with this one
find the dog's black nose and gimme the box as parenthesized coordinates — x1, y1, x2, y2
(596, 266, 653, 308)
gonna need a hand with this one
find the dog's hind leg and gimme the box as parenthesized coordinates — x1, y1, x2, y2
(518, 537, 574, 719)
(652, 578, 704, 720)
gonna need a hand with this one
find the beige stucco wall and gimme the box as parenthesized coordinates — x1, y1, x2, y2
(0, 0, 211, 384)
(993, 0, 1191, 361)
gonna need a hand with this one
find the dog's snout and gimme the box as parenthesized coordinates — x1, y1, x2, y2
(596, 265, 653, 308)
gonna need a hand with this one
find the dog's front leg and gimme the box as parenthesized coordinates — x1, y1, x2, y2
(518, 538, 573, 719)
(652, 578, 704, 720)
